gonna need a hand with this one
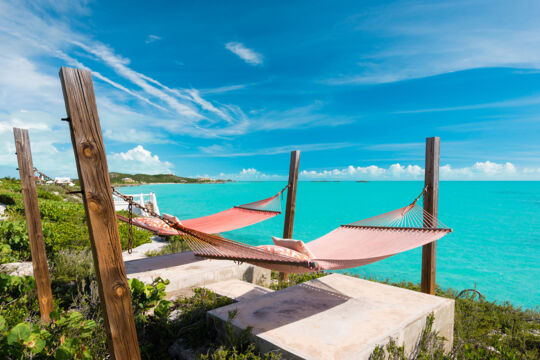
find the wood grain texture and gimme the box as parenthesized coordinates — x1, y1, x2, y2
(283, 150, 300, 239)
(421, 137, 440, 295)
(59, 67, 141, 360)
(13, 128, 53, 322)
(280, 151, 301, 280)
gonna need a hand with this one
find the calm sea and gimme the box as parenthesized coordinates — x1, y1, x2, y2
(122, 181, 540, 309)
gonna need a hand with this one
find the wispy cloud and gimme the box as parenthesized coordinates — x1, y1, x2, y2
(191, 142, 356, 158)
(145, 34, 161, 44)
(326, 1, 540, 85)
(225, 42, 263, 65)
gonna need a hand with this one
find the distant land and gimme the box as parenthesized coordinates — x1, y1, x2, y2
(109, 172, 231, 186)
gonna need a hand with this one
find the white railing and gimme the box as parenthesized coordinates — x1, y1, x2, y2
(113, 192, 160, 217)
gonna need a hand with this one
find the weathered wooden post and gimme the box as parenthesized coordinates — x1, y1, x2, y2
(59, 67, 141, 360)
(421, 137, 440, 295)
(13, 128, 54, 322)
(280, 150, 300, 281)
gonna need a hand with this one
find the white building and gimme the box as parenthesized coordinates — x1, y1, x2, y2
(54, 177, 75, 187)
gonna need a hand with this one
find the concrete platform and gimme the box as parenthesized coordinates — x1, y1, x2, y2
(208, 273, 454, 360)
(203, 279, 274, 302)
(125, 251, 271, 297)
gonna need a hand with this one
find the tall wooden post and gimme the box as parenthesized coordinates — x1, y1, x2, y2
(59, 67, 141, 360)
(13, 128, 54, 322)
(421, 137, 440, 295)
(280, 150, 300, 280)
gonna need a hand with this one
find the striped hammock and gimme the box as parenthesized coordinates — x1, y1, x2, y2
(167, 190, 452, 273)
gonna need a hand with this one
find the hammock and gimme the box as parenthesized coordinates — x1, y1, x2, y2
(166, 190, 452, 273)
(118, 190, 284, 236)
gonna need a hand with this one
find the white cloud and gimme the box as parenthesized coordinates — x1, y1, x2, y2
(299, 161, 540, 180)
(109, 145, 173, 174)
(225, 42, 263, 65)
(440, 161, 519, 179)
(215, 168, 285, 181)
(145, 35, 161, 44)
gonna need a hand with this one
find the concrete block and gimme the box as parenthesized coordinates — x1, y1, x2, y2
(203, 279, 274, 302)
(125, 251, 272, 296)
(208, 273, 454, 360)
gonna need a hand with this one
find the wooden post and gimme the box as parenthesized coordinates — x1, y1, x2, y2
(280, 150, 300, 281)
(59, 67, 141, 360)
(13, 128, 54, 322)
(421, 137, 440, 295)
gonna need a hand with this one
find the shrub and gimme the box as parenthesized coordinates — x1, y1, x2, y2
(146, 236, 189, 257)
(51, 249, 94, 282)
(36, 189, 62, 201)
(0, 220, 31, 261)
(118, 222, 152, 250)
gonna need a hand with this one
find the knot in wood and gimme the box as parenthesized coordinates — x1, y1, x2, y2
(113, 282, 128, 298)
(86, 194, 103, 213)
(81, 142, 95, 158)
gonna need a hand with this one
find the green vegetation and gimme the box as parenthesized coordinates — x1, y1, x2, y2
(109, 172, 231, 185)
(0, 178, 151, 263)
(146, 235, 190, 257)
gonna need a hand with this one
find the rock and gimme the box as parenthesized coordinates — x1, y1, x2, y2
(0, 262, 34, 276)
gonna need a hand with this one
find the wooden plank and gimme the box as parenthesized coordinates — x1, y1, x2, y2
(280, 151, 301, 280)
(421, 137, 440, 295)
(59, 67, 141, 360)
(13, 128, 54, 322)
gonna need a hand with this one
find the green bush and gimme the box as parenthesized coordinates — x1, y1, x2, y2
(118, 222, 152, 250)
(36, 189, 62, 201)
(0, 221, 31, 261)
(51, 249, 94, 282)
(146, 236, 189, 257)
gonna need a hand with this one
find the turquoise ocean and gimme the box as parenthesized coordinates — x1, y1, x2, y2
(122, 181, 540, 309)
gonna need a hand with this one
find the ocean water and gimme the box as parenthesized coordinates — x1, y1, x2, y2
(122, 181, 540, 309)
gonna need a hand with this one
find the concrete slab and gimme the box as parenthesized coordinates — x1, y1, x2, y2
(203, 279, 274, 302)
(208, 273, 454, 360)
(125, 251, 271, 297)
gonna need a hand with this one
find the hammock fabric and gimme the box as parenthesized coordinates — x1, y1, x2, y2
(169, 192, 452, 273)
(119, 192, 282, 236)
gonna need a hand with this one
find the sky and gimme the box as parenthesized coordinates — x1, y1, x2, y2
(1, 0, 540, 180)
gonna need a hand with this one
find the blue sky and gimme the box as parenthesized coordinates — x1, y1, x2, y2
(1, 0, 540, 180)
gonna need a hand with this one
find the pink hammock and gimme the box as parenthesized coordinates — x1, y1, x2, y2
(174, 191, 452, 273)
(119, 191, 283, 236)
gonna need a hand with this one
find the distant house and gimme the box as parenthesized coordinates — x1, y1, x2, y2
(122, 177, 135, 183)
(54, 177, 74, 187)
(197, 177, 211, 182)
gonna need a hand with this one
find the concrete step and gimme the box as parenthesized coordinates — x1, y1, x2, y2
(208, 273, 454, 360)
(203, 279, 274, 302)
(125, 251, 271, 297)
